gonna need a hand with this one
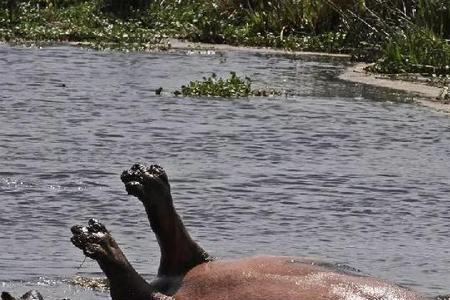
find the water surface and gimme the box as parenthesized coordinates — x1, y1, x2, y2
(1, 45, 449, 299)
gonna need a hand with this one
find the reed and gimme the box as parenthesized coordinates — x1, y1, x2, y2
(371, 27, 450, 74)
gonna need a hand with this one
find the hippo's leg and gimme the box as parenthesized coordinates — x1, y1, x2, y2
(71, 219, 168, 300)
(121, 164, 213, 280)
(1, 290, 43, 300)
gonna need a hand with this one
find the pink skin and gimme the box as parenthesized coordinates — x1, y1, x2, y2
(173, 256, 425, 300)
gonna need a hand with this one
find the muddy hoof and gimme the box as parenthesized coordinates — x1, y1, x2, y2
(120, 163, 170, 203)
(71, 219, 113, 260)
(1, 290, 44, 300)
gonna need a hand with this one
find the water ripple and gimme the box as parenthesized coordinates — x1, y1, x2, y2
(0, 45, 449, 298)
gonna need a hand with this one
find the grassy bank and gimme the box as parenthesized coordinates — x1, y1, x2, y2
(0, 0, 350, 52)
(1, 0, 450, 78)
(0, 0, 166, 50)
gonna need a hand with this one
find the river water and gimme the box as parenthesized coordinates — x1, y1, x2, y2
(0, 44, 449, 299)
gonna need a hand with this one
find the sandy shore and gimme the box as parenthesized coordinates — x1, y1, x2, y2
(166, 38, 351, 58)
(339, 63, 450, 114)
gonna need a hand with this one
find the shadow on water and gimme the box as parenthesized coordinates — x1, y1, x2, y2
(0, 44, 449, 298)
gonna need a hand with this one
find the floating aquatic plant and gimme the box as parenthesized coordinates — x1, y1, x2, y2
(176, 72, 281, 98)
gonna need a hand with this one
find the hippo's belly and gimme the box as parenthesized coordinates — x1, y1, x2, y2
(173, 256, 424, 300)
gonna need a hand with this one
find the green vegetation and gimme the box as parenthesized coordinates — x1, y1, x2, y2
(369, 28, 450, 75)
(1, 0, 450, 78)
(141, 0, 350, 52)
(0, 0, 164, 50)
(176, 72, 281, 97)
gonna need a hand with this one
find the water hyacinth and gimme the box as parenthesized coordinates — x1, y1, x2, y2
(176, 72, 281, 98)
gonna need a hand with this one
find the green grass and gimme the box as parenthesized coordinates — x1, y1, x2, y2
(0, 0, 351, 52)
(369, 28, 450, 75)
(0, 0, 164, 50)
(137, 0, 349, 52)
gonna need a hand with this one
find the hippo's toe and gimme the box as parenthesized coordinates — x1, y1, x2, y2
(121, 163, 170, 202)
(70, 219, 112, 259)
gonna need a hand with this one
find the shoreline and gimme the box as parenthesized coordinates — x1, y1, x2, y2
(339, 63, 450, 114)
(165, 39, 351, 58)
(0, 39, 351, 58)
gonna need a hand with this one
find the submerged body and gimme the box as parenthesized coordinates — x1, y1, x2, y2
(69, 163, 427, 300)
(70, 217, 426, 300)
(70, 219, 425, 300)
(0, 163, 439, 299)
(174, 256, 422, 300)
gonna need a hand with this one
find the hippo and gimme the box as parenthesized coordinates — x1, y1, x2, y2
(69, 163, 428, 300)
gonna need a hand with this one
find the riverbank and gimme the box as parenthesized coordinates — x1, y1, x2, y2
(340, 63, 450, 114)
(166, 38, 351, 58)
(2, 0, 450, 113)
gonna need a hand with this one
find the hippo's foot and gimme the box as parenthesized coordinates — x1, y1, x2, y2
(71, 220, 167, 300)
(1, 290, 43, 300)
(120, 163, 170, 204)
(121, 163, 212, 278)
(71, 219, 114, 260)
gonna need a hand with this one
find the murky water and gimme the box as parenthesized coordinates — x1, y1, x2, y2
(1, 44, 449, 299)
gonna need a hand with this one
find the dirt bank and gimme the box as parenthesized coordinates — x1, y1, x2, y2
(166, 39, 351, 58)
(340, 63, 450, 114)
